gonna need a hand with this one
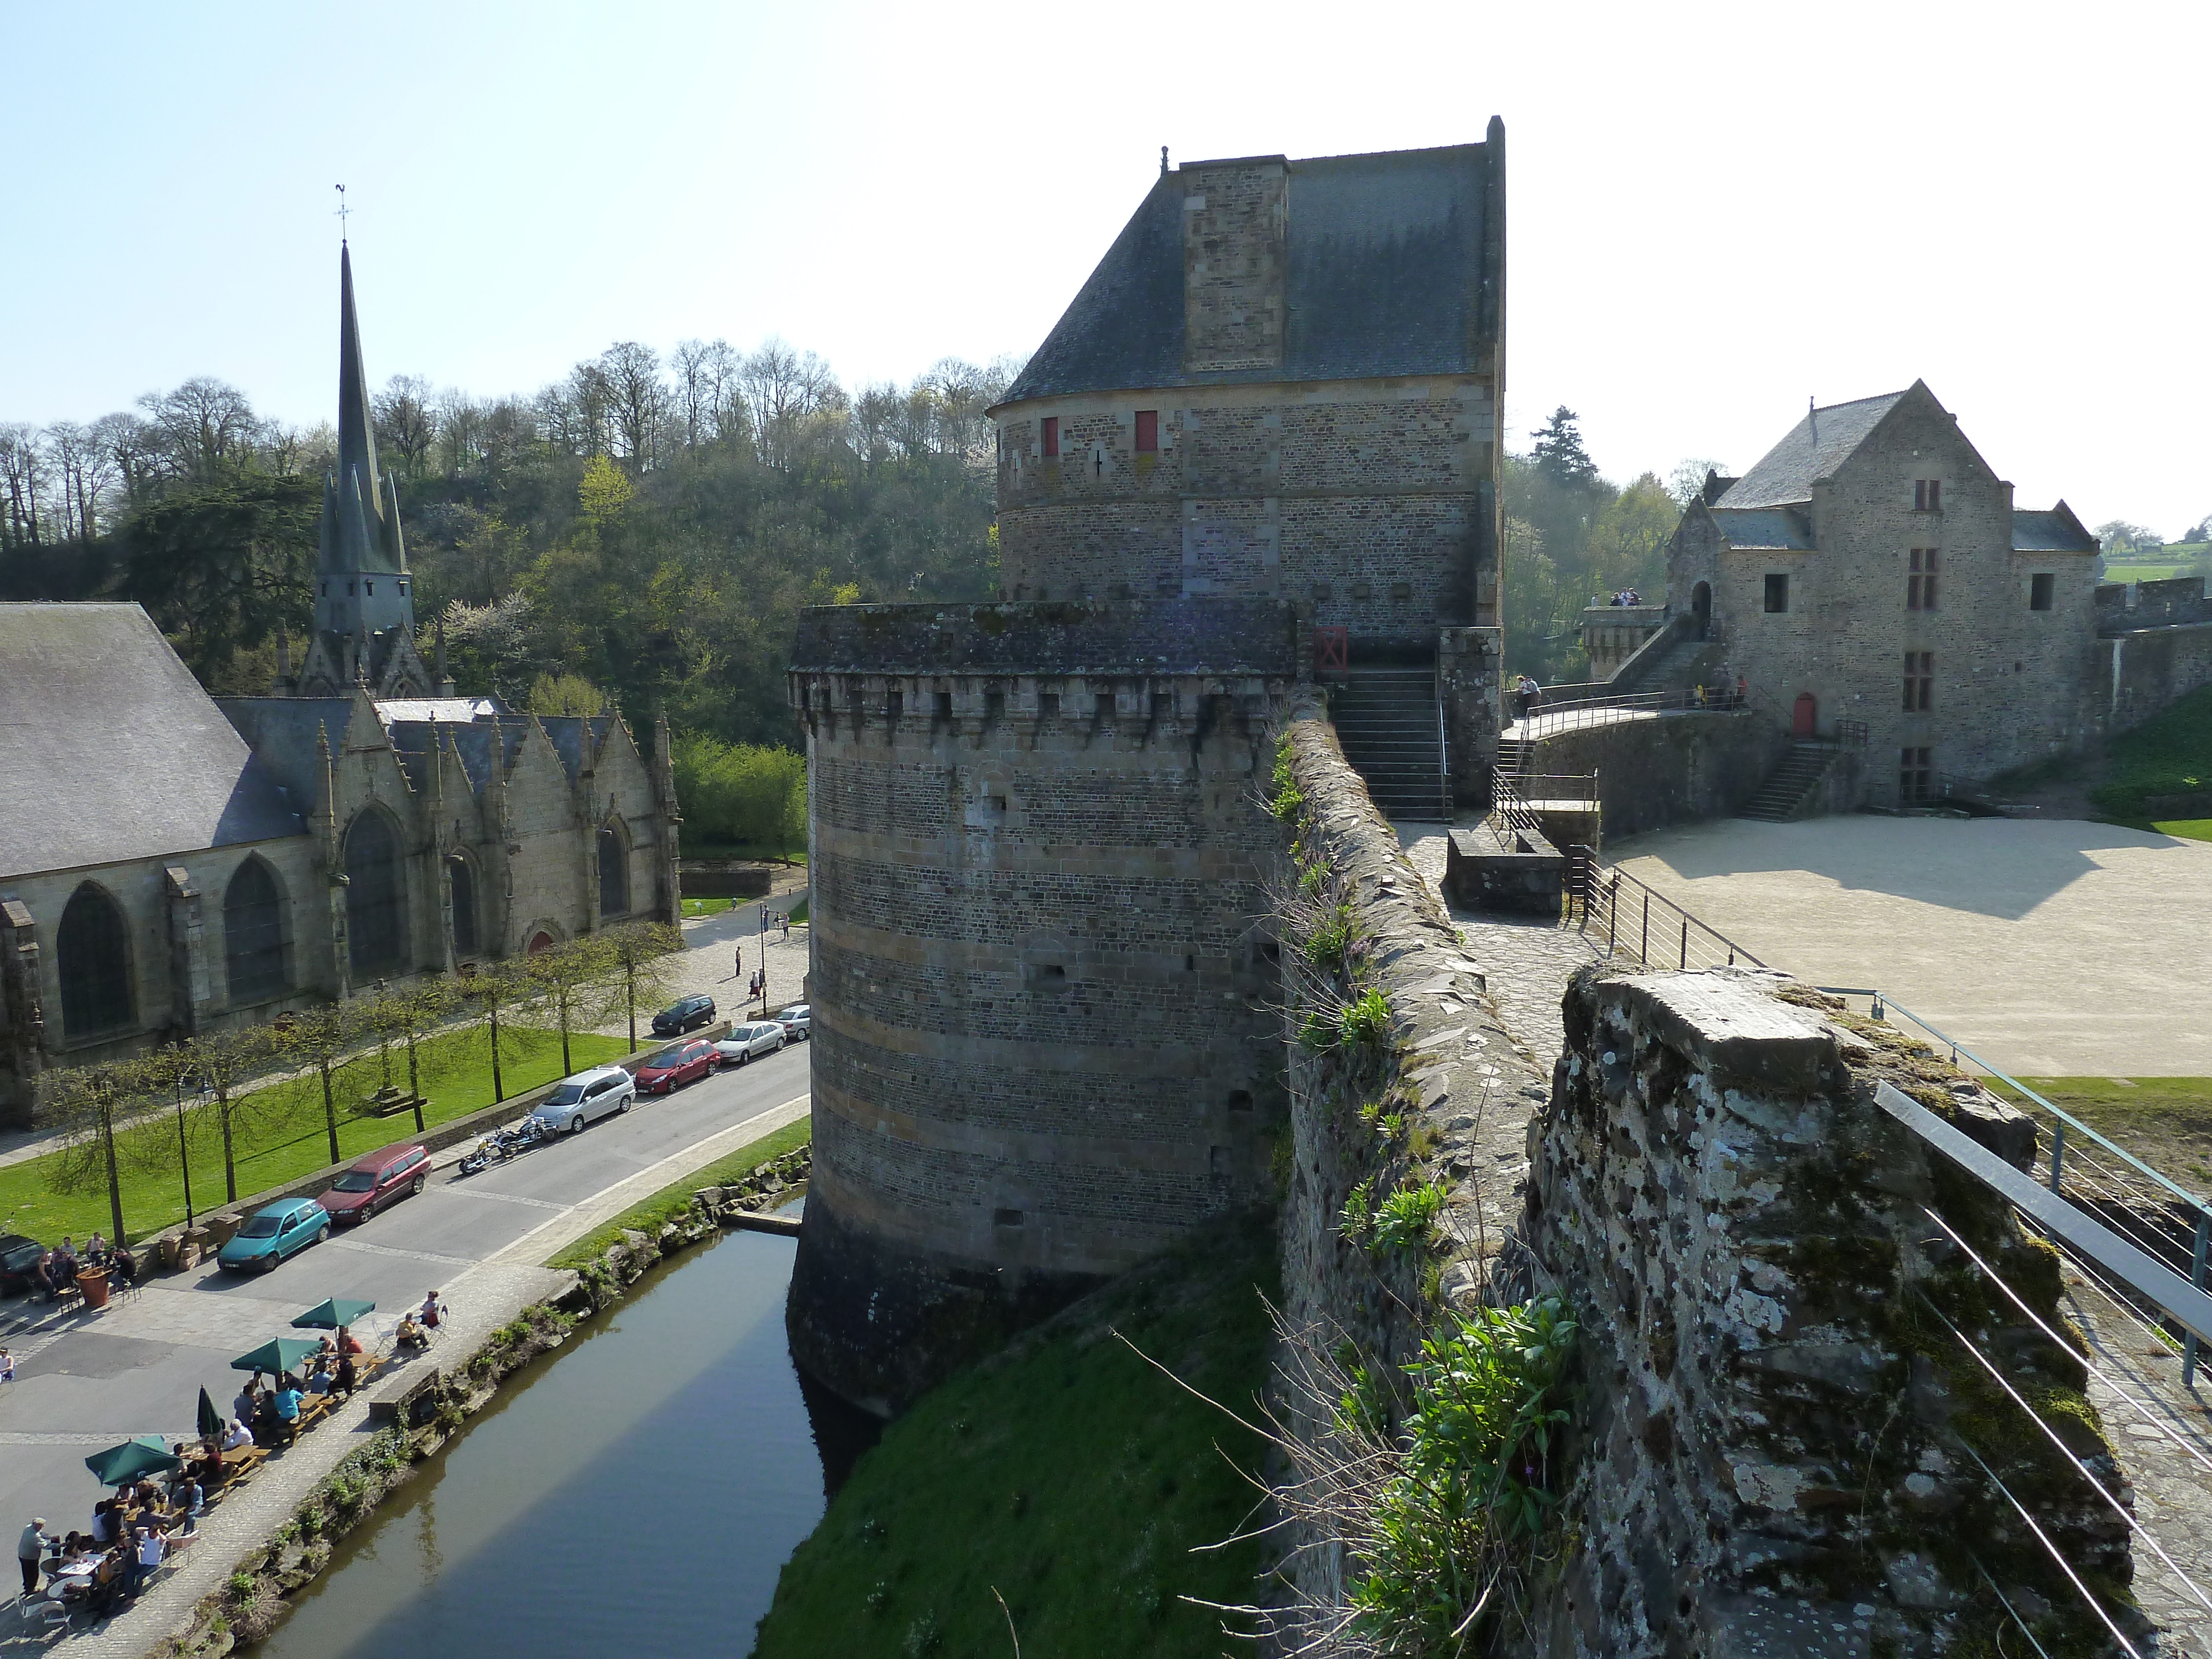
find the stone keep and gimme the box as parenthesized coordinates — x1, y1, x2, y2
(784, 130, 1511, 1412)
(785, 602, 1296, 1412)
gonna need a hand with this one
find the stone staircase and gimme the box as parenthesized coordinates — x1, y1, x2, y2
(1496, 734, 1534, 777)
(1740, 742, 1841, 822)
(1331, 668, 1448, 821)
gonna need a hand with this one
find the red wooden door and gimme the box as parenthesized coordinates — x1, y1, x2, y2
(1791, 692, 1817, 737)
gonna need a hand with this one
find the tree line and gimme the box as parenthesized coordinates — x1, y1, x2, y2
(43, 923, 684, 1248)
(2, 337, 1015, 753)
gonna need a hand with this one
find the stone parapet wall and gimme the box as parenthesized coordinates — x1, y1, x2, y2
(2096, 575, 2212, 634)
(789, 596, 1298, 680)
(1272, 691, 1550, 1593)
(1516, 966, 2141, 1653)
(1524, 711, 1788, 840)
(1437, 625, 1503, 808)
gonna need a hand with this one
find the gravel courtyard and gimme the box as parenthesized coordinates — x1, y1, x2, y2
(1606, 816, 2212, 1077)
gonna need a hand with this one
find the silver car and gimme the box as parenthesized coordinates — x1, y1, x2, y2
(527, 1065, 637, 1135)
(771, 1004, 812, 1041)
(713, 1022, 787, 1067)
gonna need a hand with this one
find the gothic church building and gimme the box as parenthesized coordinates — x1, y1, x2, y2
(0, 246, 680, 1126)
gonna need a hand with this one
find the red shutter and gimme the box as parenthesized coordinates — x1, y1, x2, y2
(1134, 410, 1158, 453)
(1041, 417, 1058, 458)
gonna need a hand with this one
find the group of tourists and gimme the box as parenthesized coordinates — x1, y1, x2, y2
(1510, 674, 1546, 721)
(25, 1234, 138, 1303)
(1605, 587, 1644, 606)
(17, 1480, 202, 1614)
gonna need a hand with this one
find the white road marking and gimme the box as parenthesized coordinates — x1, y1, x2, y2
(327, 1238, 479, 1269)
(433, 1187, 570, 1212)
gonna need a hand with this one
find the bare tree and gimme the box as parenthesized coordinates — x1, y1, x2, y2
(373, 374, 437, 475)
(0, 422, 48, 547)
(137, 378, 262, 481)
(602, 922, 684, 1051)
(597, 343, 665, 471)
(90, 411, 165, 508)
(436, 388, 488, 478)
(279, 1003, 363, 1166)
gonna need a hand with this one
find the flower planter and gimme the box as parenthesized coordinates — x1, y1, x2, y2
(76, 1269, 111, 1310)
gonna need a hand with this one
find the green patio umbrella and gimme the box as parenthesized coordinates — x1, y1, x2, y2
(196, 1387, 223, 1441)
(229, 1337, 323, 1375)
(84, 1436, 180, 1488)
(290, 1298, 375, 1331)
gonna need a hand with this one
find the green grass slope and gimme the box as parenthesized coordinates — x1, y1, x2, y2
(2093, 681, 2212, 823)
(755, 1213, 1279, 1659)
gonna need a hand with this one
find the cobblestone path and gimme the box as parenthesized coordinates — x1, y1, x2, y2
(1396, 823, 1600, 1075)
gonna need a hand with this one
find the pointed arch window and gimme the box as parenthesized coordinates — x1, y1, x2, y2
(598, 825, 630, 918)
(448, 854, 479, 957)
(58, 884, 134, 1037)
(346, 810, 409, 974)
(223, 858, 287, 1002)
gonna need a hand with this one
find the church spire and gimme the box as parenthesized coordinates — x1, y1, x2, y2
(335, 242, 384, 539)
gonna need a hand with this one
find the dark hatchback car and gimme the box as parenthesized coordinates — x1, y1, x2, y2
(635, 1040, 716, 1095)
(651, 994, 717, 1037)
(0, 1233, 46, 1295)
(322, 1144, 431, 1225)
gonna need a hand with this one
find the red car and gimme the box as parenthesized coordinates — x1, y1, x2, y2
(635, 1040, 715, 1095)
(322, 1144, 430, 1225)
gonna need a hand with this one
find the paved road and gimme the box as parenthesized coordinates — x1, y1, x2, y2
(0, 1040, 810, 1552)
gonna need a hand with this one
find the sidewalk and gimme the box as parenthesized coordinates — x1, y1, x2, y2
(2, 1091, 808, 1656)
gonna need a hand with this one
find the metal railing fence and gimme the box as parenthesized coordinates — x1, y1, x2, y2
(1566, 850, 1767, 973)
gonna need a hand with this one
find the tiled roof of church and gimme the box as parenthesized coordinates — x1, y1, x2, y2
(2, 604, 303, 878)
(216, 697, 351, 801)
(1000, 135, 1500, 405)
(1716, 389, 1911, 510)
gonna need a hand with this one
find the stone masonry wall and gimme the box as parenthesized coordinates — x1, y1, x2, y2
(785, 623, 1296, 1415)
(1516, 966, 2142, 1655)
(1524, 709, 1790, 841)
(996, 379, 1496, 640)
(1272, 690, 1550, 1598)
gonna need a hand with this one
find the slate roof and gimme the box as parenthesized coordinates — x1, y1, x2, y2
(1709, 507, 1815, 551)
(1715, 391, 1909, 510)
(1000, 138, 1498, 405)
(216, 698, 351, 802)
(1, 604, 305, 880)
(2012, 508, 2099, 555)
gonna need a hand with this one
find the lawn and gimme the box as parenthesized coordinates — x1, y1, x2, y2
(2151, 818, 2212, 844)
(0, 1025, 630, 1249)
(1984, 1076, 2212, 1193)
(548, 1115, 811, 1269)
(754, 1211, 1277, 1659)
(681, 897, 735, 919)
(2090, 681, 2212, 821)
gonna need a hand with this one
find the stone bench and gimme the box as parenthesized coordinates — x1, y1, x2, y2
(366, 1363, 440, 1427)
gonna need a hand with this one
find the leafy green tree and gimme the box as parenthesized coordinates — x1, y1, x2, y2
(44, 1057, 152, 1245)
(119, 473, 317, 681)
(603, 921, 684, 1051)
(521, 935, 617, 1078)
(279, 1004, 364, 1166)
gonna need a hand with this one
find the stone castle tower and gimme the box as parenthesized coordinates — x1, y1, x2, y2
(285, 243, 439, 699)
(786, 131, 1508, 1414)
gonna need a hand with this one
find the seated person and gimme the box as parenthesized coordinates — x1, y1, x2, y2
(111, 1244, 137, 1285)
(234, 1380, 260, 1425)
(394, 1313, 427, 1350)
(126, 1526, 163, 1594)
(335, 1326, 364, 1357)
(335, 1352, 359, 1398)
(221, 1417, 254, 1452)
(306, 1358, 333, 1395)
(89, 1501, 117, 1545)
(272, 1383, 304, 1441)
(84, 1230, 106, 1262)
(170, 1478, 203, 1535)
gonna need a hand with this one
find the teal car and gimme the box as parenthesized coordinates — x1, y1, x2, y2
(217, 1198, 330, 1272)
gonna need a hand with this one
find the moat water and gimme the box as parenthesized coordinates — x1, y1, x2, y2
(257, 1212, 877, 1658)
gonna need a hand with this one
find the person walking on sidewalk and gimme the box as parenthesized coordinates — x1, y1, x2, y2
(18, 1516, 48, 1598)
(733, 944, 742, 982)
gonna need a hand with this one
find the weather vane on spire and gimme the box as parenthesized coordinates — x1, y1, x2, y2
(335, 182, 351, 242)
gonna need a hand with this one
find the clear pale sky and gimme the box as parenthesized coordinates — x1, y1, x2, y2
(4, 2, 2205, 535)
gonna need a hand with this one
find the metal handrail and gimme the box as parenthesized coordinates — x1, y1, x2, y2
(1434, 665, 1450, 822)
(1826, 990, 2211, 1222)
(1570, 850, 1768, 971)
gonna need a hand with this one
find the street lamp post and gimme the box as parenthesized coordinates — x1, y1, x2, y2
(174, 1076, 211, 1230)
